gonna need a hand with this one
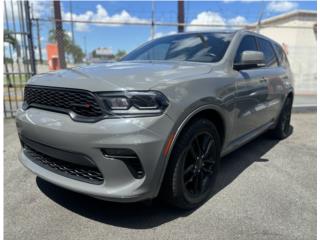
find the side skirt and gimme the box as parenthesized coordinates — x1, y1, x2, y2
(221, 120, 274, 157)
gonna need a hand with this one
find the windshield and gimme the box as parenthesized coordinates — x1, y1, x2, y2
(122, 32, 234, 63)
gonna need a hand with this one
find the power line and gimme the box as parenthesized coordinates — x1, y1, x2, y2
(32, 17, 314, 30)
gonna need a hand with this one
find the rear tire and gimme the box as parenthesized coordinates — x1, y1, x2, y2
(270, 96, 293, 139)
(160, 118, 221, 209)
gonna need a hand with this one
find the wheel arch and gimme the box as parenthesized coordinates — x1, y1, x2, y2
(178, 108, 226, 146)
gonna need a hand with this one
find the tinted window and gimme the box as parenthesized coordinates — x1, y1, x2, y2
(234, 35, 258, 63)
(274, 44, 289, 67)
(135, 43, 170, 60)
(123, 32, 233, 63)
(257, 38, 278, 67)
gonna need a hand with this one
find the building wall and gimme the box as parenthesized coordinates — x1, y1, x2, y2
(259, 15, 317, 95)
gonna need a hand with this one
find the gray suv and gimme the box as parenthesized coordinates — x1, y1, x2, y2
(16, 30, 293, 209)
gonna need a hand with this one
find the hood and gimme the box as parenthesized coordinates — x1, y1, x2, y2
(27, 61, 213, 92)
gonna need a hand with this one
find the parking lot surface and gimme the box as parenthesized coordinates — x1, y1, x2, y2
(4, 113, 316, 240)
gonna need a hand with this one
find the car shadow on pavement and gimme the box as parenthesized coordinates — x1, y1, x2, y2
(36, 134, 279, 229)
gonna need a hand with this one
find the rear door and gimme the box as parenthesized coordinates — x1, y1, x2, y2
(232, 35, 270, 140)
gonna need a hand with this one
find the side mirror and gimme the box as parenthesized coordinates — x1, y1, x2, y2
(234, 50, 265, 70)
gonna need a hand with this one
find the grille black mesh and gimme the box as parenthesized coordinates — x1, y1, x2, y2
(24, 86, 103, 117)
(24, 145, 104, 185)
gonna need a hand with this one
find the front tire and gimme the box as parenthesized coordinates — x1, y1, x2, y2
(160, 118, 221, 209)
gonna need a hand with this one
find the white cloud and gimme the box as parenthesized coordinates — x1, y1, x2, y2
(187, 11, 226, 31)
(29, 0, 52, 18)
(186, 11, 248, 31)
(62, 4, 148, 32)
(5, 1, 51, 25)
(63, 10, 94, 32)
(228, 16, 247, 26)
(267, 1, 298, 13)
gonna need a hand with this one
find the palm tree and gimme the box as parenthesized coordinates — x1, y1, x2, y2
(48, 29, 85, 63)
(4, 29, 18, 47)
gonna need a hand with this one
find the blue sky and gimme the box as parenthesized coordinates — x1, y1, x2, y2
(15, 1, 318, 58)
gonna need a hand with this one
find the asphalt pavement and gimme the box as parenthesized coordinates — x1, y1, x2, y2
(4, 113, 316, 240)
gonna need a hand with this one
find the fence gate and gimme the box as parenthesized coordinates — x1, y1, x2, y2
(4, 0, 36, 118)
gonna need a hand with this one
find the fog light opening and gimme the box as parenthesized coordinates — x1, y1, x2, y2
(101, 148, 145, 179)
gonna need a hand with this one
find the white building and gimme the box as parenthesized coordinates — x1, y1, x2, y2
(250, 10, 317, 95)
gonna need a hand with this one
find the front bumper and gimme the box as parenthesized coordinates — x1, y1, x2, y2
(16, 108, 174, 202)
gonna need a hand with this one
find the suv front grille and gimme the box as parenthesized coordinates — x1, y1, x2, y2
(24, 86, 103, 118)
(24, 145, 104, 185)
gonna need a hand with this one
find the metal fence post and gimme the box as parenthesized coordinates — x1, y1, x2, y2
(24, 0, 36, 75)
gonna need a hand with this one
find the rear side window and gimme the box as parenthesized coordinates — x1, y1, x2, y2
(234, 35, 258, 63)
(256, 37, 278, 67)
(274, 44, 289, 67)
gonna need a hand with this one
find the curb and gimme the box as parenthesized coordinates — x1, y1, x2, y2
(292, 105, 317, 113)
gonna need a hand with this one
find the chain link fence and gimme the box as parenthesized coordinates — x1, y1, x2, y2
(4, 0, 35, 117)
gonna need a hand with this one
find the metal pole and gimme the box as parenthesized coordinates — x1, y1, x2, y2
(10, 0, 24, 96)
(69, 0, 75, 44)
(24, 0, 36, 75)
(151, 0, 155, 39)
(36, 18, 43, 64)
(177, 0, 184, 32)
(256, 2, 267, 33)
(53, 0, 66, 69)
(19, 1, 31, 77)
(83, 36, 87, 62)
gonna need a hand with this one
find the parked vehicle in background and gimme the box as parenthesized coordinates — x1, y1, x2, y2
(16, 30, 293, 209)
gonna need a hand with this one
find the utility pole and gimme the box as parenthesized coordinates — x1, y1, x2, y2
(69, 0, 75, 44)
(177, 0, 184, 32)
(53, 0, 66, 69)
(35, 18, 43, 64)
(151, 0, 155, 40)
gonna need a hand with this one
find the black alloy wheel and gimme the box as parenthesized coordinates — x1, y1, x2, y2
(182, 132, 217, 201)
(160, 118, 221, 209)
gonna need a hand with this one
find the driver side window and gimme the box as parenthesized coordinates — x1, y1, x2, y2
(234, 36, 258, 64)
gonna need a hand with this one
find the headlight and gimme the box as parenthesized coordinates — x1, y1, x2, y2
(97, 91, 169, 117)
(104, 97, 131, 110)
